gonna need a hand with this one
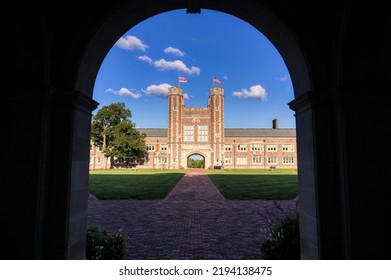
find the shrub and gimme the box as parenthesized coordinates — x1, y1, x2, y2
(86, 226, 128, 260)
(260, 201, 300, 259)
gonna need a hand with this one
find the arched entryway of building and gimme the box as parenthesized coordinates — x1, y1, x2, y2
(187, 153, 206, 169)
(73, 1, 318, 259)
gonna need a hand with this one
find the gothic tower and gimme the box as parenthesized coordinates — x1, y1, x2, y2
(167, 86, 184, 169)
(208, 87, 225, 166)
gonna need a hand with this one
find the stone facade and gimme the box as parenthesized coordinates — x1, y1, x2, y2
(90, 86, 297, 170)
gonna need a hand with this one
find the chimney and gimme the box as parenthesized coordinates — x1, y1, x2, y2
(272, 118, 278, 129)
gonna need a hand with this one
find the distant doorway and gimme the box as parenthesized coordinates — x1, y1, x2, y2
(187, 154, 205, 168)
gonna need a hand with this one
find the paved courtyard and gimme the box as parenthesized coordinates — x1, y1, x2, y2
(87, 169, 298, 259)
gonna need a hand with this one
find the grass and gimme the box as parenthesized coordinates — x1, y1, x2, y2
(206, 169, 298, 200)
(89, 169, 186, 200)
(89, 168, 298, 200)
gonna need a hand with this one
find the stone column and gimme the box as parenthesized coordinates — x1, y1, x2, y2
(289, 88, 350, 259)
(3, 87, 98, 259)
(42, 88, 98, 259)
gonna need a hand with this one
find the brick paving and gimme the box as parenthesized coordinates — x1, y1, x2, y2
(87, 169, 298, 259)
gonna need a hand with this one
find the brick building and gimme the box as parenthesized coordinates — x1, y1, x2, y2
(90, 86, 297, 170)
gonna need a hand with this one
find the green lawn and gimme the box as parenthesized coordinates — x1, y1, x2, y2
(206, 169, 298, 200)
(89, 168, 298, 200)
(89, 169, 186, 199)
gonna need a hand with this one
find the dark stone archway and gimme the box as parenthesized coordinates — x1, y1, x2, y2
(4, 0, 389, 260)
(75, 0, 315, 259)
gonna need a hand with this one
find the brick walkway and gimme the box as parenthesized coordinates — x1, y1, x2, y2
(87, 169, 298, 259)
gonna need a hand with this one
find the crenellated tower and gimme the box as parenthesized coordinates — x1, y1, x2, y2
(167, 86, 184, 169)
(208, 87, 225, 166)
(166, 86, 225, 169)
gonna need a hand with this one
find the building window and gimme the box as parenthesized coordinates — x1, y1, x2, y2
(267, 144, 277, 151)
(224, 158, 232, 164)
(252, 156, 262, 164)
(146, 144, 155, 151)
(224, 145, 232, 152)
(184, 125, 194, 141)
(160, 145, 168, 151)
(96, 157, 101, 164)
(251, 144, 262, 151)
(198, 125, 208, 141)
(282, 144, 295, 151)
(155, 157, 167, 164)
(283, 157, 295, 164)
(267, 157, 277, 164)
(98, 145, 103, 151)
(237, 157, 247, 165)
(237, 144, 247, 151)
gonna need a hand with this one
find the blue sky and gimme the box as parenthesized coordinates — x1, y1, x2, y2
(93, 9, 295, 129)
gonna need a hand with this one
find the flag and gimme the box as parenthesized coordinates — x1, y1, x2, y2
(213, 77, 221, 84)
(179, 76, 187, 83)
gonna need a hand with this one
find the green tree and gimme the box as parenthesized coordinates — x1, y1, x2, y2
(195, 159, 205, 168)
(91, 102, 132, 150)
(187, 158, 205, 168)
(91, 102, 147, 166)
(106, 120, 147, 167)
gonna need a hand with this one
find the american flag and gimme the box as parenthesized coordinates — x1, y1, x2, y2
(179, 76, 187, 83)
(213, 77, 221, 84)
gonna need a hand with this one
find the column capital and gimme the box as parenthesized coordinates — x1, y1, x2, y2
(4, 86, 99, 112)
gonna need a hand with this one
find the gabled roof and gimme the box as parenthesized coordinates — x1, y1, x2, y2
(137, 128, 296, 138)
(137, 128, 168, 137)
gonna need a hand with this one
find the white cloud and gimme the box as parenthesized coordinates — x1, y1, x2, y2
(183, 93, 190, 100)
(114, 35, 149, 51)
(143, 83, 173, 97)
(138, 52, 200, 75)
(153, 59, 200, 75)
(276, 74, 289, 82)
(106, 88, 142, 99)
(232, 84, 267, 101)
(138, 55, 153, 64)
(223, 75, 229, 80)
(164, 47, 185, 57)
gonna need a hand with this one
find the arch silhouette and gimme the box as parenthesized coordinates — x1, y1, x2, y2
(76, 1, 311, 97)
(5, 0, 389, 260)
(73, 1, 316, 259)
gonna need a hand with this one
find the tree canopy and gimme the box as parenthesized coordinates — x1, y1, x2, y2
(91, 102, 146, 166)
(91, 102, 132, 147)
